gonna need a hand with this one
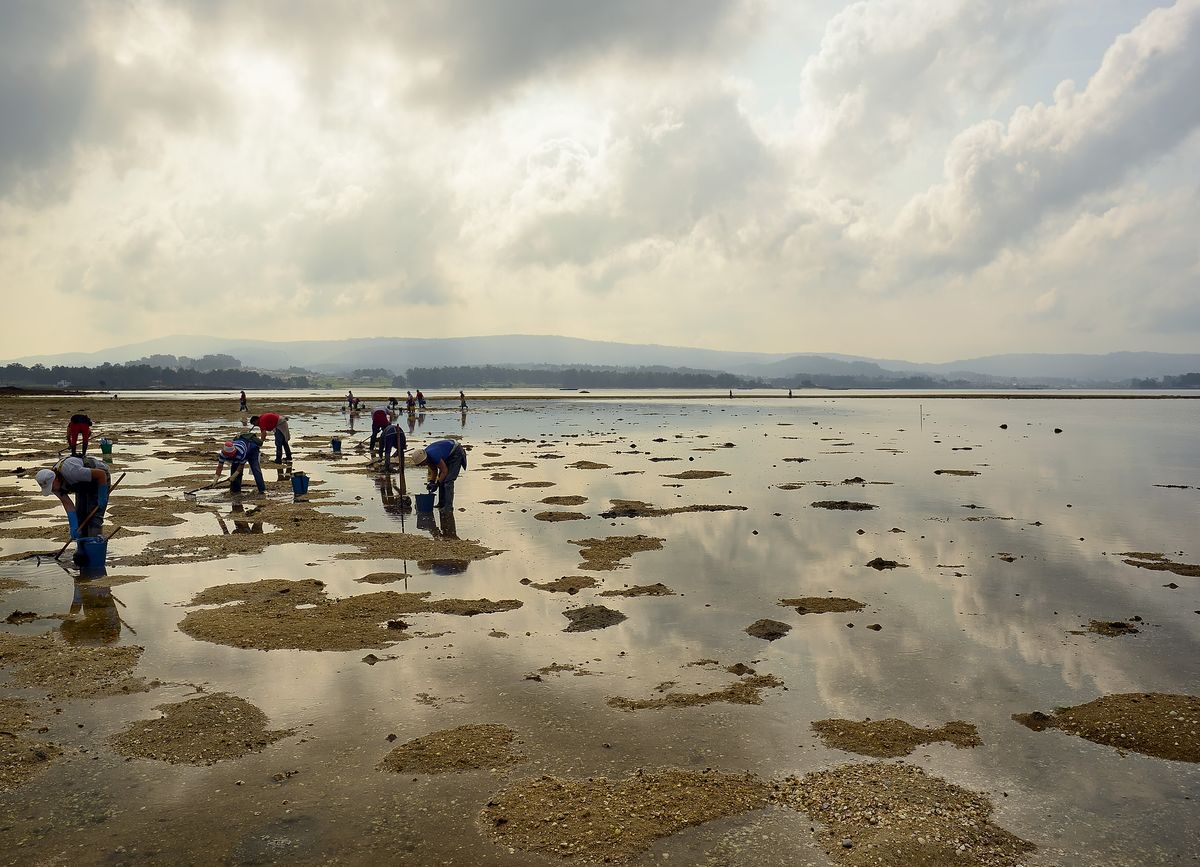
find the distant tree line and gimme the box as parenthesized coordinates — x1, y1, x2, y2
(127, 353, 243, 371)
(0, 363, 309, 390)
(397, 365, 759, 389)
(1130, 372, 1200, 388)
(394, 364, 983, 390)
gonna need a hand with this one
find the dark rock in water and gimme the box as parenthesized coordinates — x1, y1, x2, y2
(1012, 710, 1054, 731)
(866, 623, 882, 631)
(745, 619, 792, 641)
(5, 611, 39, 624)
(386, 619, 408, 630)
(865, 558, 903, 570)
(562, 604, 627, 633)
(1054, 428, 1063, 433)
(999, 424, 1008, 429)
(726, 662, 756, 675)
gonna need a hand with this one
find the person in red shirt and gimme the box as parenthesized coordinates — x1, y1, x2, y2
(369, 405, 391, 456)
(249, 413, 292, 463)
(67, 413, 92, 456)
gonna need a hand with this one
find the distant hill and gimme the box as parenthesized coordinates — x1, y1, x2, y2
(6, 334, 1199, 383)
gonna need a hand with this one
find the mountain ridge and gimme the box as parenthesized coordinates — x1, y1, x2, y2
(7, 335, 1199, 382)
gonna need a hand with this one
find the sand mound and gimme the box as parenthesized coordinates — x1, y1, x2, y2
(527, 576, 599, 594)
(481, 768, 769, 862)
(562, 604, 626, 632)
(599, 499, 746, 519)
(110, 692, 294, 765)
(781, 597, 865, 615)
(569, 535, 664, 571)
(534, 511, 590, 522)
(540, 495, 588, 506)
(811, 501, 877, 511)
(773, 762, 1034, 866)
(745, 619, 791, 640)
(607, 674, 783, 711)
(598, 583, 674, 598)
(179, 579, 521, 651)
(379, 724, 523, 774)
(660, 470, 729, 480)
(812, 718, 981, 758)
(1013, 692, 1200, 762)
(0, 632, 149, 699)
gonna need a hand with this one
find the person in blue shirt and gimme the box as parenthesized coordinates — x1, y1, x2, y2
(213, 434, 266, 494)
(378, 422, 407, 472)
(411, 439, 467, 509)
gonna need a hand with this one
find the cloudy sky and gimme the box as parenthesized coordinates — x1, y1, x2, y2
(2, 0, 1198, 362)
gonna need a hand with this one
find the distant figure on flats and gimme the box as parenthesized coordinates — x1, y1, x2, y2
(380, 421, 407, 472)
(67, 413, 92, 456)
(411, 439, 467, 510)
(36, 455, 111, 546)
(369, 404, 390, 455)
(214, 434, 265, 494)
(405, 391, 415, 413)
(239, 390, 248, 412)
(250, 413, 292, 463)
(416, 390, 427, 409)
(388, 396, 399, 412)
(459, 390, 467, 410)
(346, 390, 354, 411)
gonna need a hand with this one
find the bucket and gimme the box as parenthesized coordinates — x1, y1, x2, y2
(99, 437, 113, 455)
(75, 536, 108, 569)
(414, 492, 435, 513)
(291, 472, 310, 496)
(331, 437, 342, 453)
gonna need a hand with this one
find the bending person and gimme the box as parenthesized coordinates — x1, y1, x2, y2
(250, 412, 292, 463)
(411, 439, 467, 510)
(36, 455, 111, 542)
(214, 435, 266, 494)
(67, 413, 92, 456)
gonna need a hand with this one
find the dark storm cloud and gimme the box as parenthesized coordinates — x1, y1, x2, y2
(391, 0, 762, 105)
(0, 3, 97, 198)
(172, 0, 760, 106)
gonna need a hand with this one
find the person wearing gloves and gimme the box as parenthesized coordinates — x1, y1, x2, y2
(369, 404, 391, 455)
(213, 435, 266, 494)
(410, 439, 467, 510)
(36, 455, 111, 540)
(250, 412, 292, 463)
(379, 421, 407, 472)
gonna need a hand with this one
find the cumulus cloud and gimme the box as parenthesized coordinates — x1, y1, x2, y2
(798, 0, 1055, 172)
(0, 0, 1198, 359)
(894, 0, 1200, 269)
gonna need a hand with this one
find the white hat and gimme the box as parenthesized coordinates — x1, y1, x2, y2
(409, 447, 427, 466)
(36, 468, 56, 496)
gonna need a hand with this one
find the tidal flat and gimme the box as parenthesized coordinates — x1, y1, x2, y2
(0, 392, 1197, 865)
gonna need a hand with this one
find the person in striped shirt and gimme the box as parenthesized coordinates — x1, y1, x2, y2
(213, 434, 265, 494)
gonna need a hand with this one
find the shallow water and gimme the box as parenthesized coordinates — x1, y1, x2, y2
(1, 396, 1198, 865)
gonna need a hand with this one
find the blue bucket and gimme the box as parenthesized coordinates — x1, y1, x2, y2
(76, 536, 108, 569)
(414, 492, 435, 513)
(291, 472, 310, 496)
(331, 437, 342, 453)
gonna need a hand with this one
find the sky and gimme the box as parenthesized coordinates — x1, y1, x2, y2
(2, 0, 1198, 362)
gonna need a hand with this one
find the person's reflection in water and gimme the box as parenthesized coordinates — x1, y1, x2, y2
(460, 409, 467, 429)
(216, 503, 264, 534)
(416, 412, 426, 429)
(407, 412, 417, 435)
(376, 473, 411, 523)
(415, 505, 459, 540)
(61, 580, 121, 645)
